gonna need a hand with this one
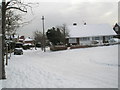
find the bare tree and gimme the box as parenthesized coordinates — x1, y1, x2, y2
(56, 24, 69, 44)
(5, 0, 29, 13)
(56, 24, 69, 37)
(34, 30, 48, 51)
(6, 10, 22, 36)
(34, 30, 43, 44)
(1, 0, 33, 79)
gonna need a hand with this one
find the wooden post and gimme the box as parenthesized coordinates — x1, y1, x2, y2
(77, 38, 80, 45)
(9, 35, 11, 57)
(35, 40, 37, 50)
(6, 44, 8, 65)
(10, 45, 11, 57)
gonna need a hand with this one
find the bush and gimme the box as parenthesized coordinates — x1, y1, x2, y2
(50, 45, 67, 51)
(70, 45, 93, 49)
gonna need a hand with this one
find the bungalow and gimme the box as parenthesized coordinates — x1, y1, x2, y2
(66, 24, 117, 46)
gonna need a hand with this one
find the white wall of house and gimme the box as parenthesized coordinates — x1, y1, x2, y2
(79, 37, 91, 45)
(79, 36, 103, 46)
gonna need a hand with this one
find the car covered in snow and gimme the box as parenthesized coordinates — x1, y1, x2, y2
(108, 38, 120, 44)
(14, 48, 23, 55)
(113, 38, 120, 43)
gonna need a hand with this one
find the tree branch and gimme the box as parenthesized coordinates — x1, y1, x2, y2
(6, 7, 27, 12)
(5, 0, 17, 8)
(5, 1, 11, 8)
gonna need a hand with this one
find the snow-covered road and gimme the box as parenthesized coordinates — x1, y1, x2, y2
(1, 45, 118, 88)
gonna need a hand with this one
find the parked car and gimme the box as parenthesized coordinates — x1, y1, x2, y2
(36, 43, 41, 48)
(23, 44, 30, 50)
(15, 42, 23, 48)
(14, 48, 23, 55)
(113, 38, 120, 44)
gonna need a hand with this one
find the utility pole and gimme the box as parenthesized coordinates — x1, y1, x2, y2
(42, 16, 46, 52)
(64, 26, 65, 45)
(63, 24, 66, 45)
(1, 0, 6, 79)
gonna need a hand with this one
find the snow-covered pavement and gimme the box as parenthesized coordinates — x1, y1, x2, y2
(1, 45, 118, 88)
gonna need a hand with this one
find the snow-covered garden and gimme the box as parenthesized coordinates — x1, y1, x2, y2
(0, 45, 118, 88)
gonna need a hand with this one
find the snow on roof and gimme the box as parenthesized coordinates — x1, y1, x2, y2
(5, 35, 19, 39)
(19, 38, 24, 40)
(23, 43, 32, 46)
(24, 37, 34, 41)
(68, 24, 116, 38)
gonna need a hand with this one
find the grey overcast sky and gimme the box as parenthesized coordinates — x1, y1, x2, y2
(2, 0, 119, 37)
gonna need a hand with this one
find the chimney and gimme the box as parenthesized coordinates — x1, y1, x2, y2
(73, 23, 77, 26)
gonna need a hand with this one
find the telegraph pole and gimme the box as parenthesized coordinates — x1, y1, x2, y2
(42, 16, 46, 52)
(63, 25, 66, 45)
(1, 0, 6, 79)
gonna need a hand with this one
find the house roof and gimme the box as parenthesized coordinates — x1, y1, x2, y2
(5, 35, 19, 39)
(68, 24, 116, 38)
(24, 37, 34, 41)
(19, 39, 24, 41)
(23, 43, 33, 46)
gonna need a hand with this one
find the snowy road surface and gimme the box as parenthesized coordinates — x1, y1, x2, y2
(1, 45, 118, 88)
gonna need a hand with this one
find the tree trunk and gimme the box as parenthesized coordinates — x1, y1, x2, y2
(0, 35, 2, 79)
(1, 0, 6, 79)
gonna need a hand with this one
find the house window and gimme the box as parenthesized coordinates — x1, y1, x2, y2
(105, 36, 111, 40)
(94, 37, 100, 40)
(69, 38, 77, 43)
(80, 37, 89, 41)
(92, 37, 100, 40)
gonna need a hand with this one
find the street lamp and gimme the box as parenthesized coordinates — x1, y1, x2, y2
(42, 16, 46, 52)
